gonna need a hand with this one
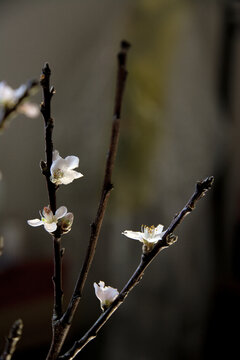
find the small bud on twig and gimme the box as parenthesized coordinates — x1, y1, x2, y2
(166, 233, 178, 246)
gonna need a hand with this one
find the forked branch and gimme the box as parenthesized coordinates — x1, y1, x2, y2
(59, 176, 214, 360)
(45, 40, 130, 360)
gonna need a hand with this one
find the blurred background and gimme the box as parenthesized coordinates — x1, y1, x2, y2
(0, 0, 239, 359)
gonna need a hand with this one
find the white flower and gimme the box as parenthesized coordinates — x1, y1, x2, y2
(50, 150, 83, 185)
(94, 281, 119, 310)
(0, 81, 18, 107)
(122, 224, 164, 251)
(17, 102, 40, 118)
(0, 81, 39, 117)
(27, 206, 67, 233)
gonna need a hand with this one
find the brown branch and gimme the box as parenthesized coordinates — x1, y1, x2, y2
(0, 319, 23, 360)
(59, 176, 214, 360)
(40, 64, 63, 320)
(63, 40, 130, 323)
(40, 63, 57, 214)
(0, 80, 38, 130)
(45, 237, 66, 360)
(40, 64, 64, 358)
(53, 237, 64, 320)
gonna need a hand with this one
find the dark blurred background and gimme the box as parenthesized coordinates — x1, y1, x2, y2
(0, 0, 240, 359)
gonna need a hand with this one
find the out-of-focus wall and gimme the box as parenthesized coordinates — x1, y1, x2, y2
(0, 0, 239, 359)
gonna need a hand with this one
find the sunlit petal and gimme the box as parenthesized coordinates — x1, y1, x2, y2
(94, 281, 119, 310)
(27, 219, 43, 227)
(44, 222, 57, 233)
(52, 150, 60, 162)
(55, 206, 67, 219)
(122, 230, 143, 241)
(50, 150, 83, 186)
(65, 155, 79, 169)
(18, 103, 39, 118)
(155, 224, 164, 234)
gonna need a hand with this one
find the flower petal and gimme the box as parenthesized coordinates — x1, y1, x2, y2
(104, 287, 119, 302)
(145, 236, 161, 244)
(94, 281, 119, 304)
(51, 157, 68, 171)
(155, 224, 164, 234)
(122, 230, 143, 241)
(143, 226, 151, 239)
(42, 207, 54, 222)
(0, 82, 15, 105)
(64, 155, 79, 169)
(55, 206, 67, 219)
(27, 219, 43, 227)
(94, 282, 102, 301)
(71, 169, 83, 179)
(52, 150, 61, 162)
(59, 170, 83, 184)
(14, 84, 27, 99)
(18, 102, 39, 118)
(44, 222, 57, 233)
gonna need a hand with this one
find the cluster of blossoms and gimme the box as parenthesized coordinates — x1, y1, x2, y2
(93, 224, 165, 310)
(27, 148, 165, 310)
(27, 206, 73, 234)
(0, 81, 39, 118)
(28, 150, 83, 234)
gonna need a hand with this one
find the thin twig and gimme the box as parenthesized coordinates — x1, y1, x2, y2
(63, 40, 130, 324)
(40, 64, 63, 325)
(40, 63, 57, 214)
(53, 237, 64, 320)
(40, 64, 64, 319)
(59, 176, 214, 360)
(0, 319, 23, 360)
(0, 80, 38, 130)
(45, 236, 65, 360)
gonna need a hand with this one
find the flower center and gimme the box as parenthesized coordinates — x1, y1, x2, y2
(41, 207, 55, 223)
(142, 225, 155, 238)
(53, 169, 64, 180)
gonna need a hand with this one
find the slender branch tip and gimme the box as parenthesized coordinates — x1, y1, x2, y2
(121, 40, 131, 50)
(43, 62, 51, 73)
(0, 319, 24, 360)
(196, 176, 214, 195)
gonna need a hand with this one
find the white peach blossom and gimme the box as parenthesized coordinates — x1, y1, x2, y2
(27, 206, 67, 233)
(50, 150, 83, 186)
(0, 81, 39, 117)
(94, 281, 119, 310)
(122, 224, 165, 251)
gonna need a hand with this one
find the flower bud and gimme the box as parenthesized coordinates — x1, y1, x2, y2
(58, 212, 74, 234)
(94, 281, 119, 311)
(166, 233, 178, 246)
